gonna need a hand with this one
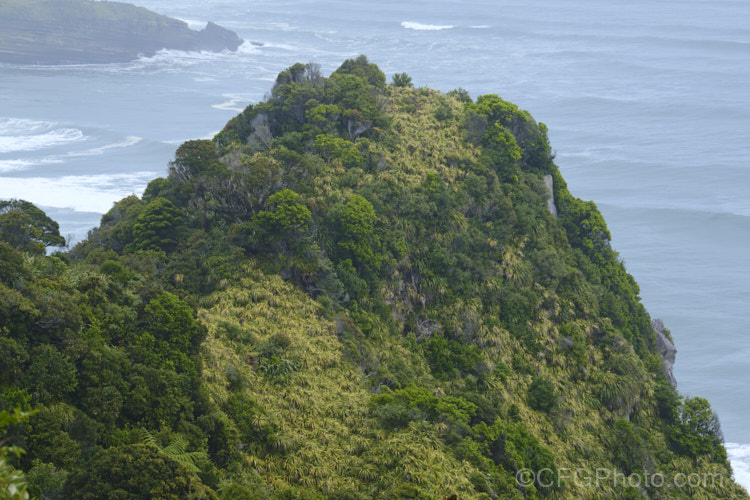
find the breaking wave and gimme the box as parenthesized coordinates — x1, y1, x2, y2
(0, 118, 86, 153)
(401, 21, 454, 31)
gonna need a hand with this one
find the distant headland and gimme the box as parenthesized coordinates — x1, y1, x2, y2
(0, 0, 244, 65)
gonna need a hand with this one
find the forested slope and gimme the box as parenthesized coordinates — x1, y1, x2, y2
(0, 57, 745, 499)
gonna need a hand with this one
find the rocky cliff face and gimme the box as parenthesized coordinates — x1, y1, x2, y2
(0, 0, 243, 65)
(653, 318, 678, 386)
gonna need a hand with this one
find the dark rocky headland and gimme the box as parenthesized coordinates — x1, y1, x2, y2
(0, 0, 243, 65)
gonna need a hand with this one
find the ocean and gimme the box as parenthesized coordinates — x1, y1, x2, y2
(1, 0, 749, 487)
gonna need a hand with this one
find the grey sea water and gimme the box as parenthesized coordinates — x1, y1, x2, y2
(2, 0, 749, 486)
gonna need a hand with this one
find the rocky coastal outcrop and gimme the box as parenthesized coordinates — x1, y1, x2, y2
(0, 0, 243, 65)
(653, 318, 678, 386)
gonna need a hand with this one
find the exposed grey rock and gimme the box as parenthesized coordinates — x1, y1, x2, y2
(247, 113, 272, 151)
(653, 318, 677, 386)
(0, 0, 243, 65)
(559, 336, 575, 349)
(543, 174, 557, 217)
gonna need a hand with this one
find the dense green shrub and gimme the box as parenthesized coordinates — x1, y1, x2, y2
(63, 444, 217, 499)
(423, 334, 482, 380)
(0, 200, 65, 254)
(391, 72, 413, 88)
(672, 397, 726, 461)
(527, 377, 557, 413)
(131, 198, 183, 252)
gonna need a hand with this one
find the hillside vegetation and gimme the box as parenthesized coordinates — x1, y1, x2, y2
(0, 57, 746, 499)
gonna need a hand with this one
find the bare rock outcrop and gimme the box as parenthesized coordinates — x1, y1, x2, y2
(543, 174, 557, 217)
(653, 318, 677, 386)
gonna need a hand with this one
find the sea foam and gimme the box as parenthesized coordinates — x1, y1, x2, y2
(0, 117, 54, 135)
(0, 157, 61, 174)
(212, 95, 252, 112)
(0, 171, 156, 213)
(401, 21, 454, 31)
(56, 136, 143, 158)
(727, 443, 750, 490)
(128, 40, 260, 69)
(177, 18, 209, 31)
(0, 118, 87, 153)
(0, 128, 85, 154)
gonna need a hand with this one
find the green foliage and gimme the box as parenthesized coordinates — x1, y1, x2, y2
(138, 291, 203, 375)
(470, 94, 554, 175)
(63, 444, 217, 499)
(392, 72, 413, 88)
(25, 460, 67, 500)
(423, 334, 482, 380)
(474, 94, 524, 126)
(672, 397, 726, 461)
(331, 194, 380, 272)
(131, 197, 183, 252)
(340, 195, 377, 240)
(433, 100, 453, 121)
(305, 102, 340, 129)
(560, 198, 611, 258)
(0, 337, 28, 387)
(253, 189, 311, 233)
(23, 346, 77, 404)
(471, 418, 558, 496)
(142, 177, 169, 202)
(447, 88, 472, 103)
(610, 419, 653, 475)
(654, 375, 680, 421)
(0, 200, 65, 254)
(140, 429, 209, 475)
(257, 355, 300, 379)
(332, 55, 386, 89)
(484, 122, 522, 166)
(170, 139, 221, 180)
(313, 134, 363, 168)
(22, 404, 81, 470)
(0, 409, 33, 500)
(371, 385, 477, 429)
(0, 243, 29, 287)
(527, 377, 557, 413)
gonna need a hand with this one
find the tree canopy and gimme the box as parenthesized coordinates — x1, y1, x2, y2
(63, 444, 217, 500)
(0, 199, 65, 253)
